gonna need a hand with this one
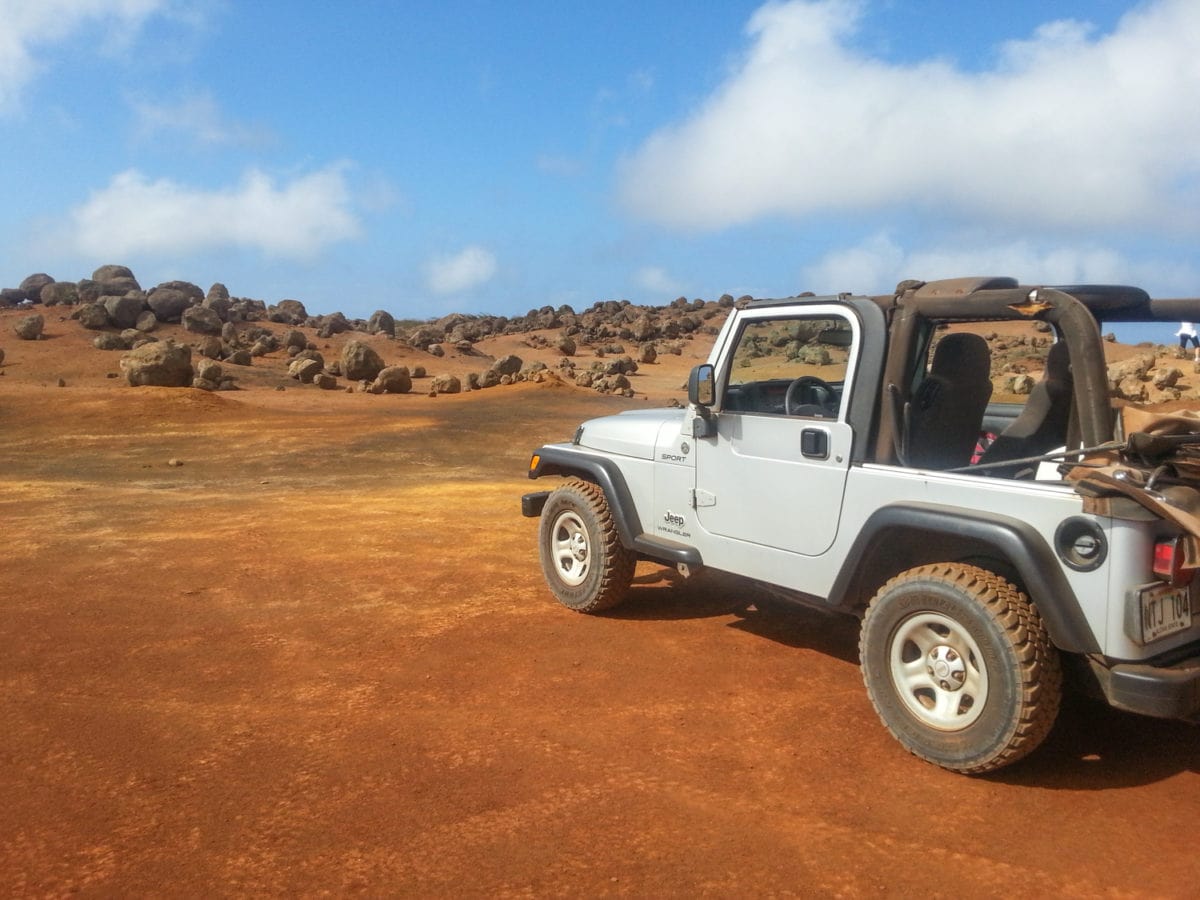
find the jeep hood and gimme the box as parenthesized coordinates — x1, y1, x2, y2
(574, 408, 685, 459)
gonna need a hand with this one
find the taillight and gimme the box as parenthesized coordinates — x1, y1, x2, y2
(1153, 537, 1195, 585)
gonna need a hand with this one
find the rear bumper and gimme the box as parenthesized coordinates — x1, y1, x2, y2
(1087, 649, 1200, 722)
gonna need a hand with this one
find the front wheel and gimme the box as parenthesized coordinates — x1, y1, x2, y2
(538, 479, 635, 613)
(859, 563, 1061, 774)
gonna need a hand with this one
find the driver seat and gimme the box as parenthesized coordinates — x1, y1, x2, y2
(905, 333, 993, 470)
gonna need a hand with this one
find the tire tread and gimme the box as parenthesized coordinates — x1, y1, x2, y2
(860, 562, 1062, 774)
(541, 478, 635, 613)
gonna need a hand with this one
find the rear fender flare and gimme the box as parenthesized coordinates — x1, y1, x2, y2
(828, 502, 1099, 654)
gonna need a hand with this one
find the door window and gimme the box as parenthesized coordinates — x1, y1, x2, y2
(723, 317, 851, 418)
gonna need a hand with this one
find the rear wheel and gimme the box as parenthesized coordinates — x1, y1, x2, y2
(859, 563, 1061, 773)
(538, 479, 635, 613)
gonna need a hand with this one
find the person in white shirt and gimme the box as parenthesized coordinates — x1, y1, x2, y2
(1177, 323, 1200, 361)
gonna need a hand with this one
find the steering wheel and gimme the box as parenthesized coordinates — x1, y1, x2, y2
(784, 376, 837, 416)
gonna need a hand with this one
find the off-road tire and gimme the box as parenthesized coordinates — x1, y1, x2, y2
(538, 478, 635, 613)
(859, 563, 1062, 774)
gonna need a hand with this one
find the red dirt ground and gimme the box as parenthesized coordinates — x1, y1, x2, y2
(2, 309, 1199, 896)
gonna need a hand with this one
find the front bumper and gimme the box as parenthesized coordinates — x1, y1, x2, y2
(1087, 647, 1200, 722)
(521, 491, 549, 518)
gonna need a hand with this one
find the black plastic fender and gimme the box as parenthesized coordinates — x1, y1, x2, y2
(526, 445, 644, 545)
(827, 501, 1099, 654)
(524, 445, 702, 568)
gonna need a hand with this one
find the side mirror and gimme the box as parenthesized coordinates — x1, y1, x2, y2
(688, 364, 715, 407)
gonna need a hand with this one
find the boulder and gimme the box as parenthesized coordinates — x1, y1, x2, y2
(40, 282, 78, 306)
(1008, 374, 1035, 395)
(1107, 354, 1156, 390)
(204, 293, 232, 321)
(182, 305, 224, 335)
(154, 280, 204, 303)
(368, 310, 396, 337)
(490, 354, 523, 376)
(288, 358, 323, 383)
(293, 348, 325, 368)
(631, 315, 657, 342)
(92, 264, 137, 284)
(104, 293, 145, 329)
(94, 333, 130, 351)
(226, 349, 253, 366)
(0, 288, 26, 307)
(19, 273, 54, 301)
(314, 373, 339, 390)
(97, 277, 140, 297)
(75, 279, 102, 304)
(194, 336, 223, 359)
(13, 314, 44, 340)
(595, 373, 631, 393)
(604, 356, 638, 376)
(369, 365, 412, 394)
(268, 298, 308, 325)
(195, 359, 223, 385)
(147, 287, 196, 323)
(1116, 376, 1148, 402)
(341, 340, 386, 381)
(314, 312, 351, 338)
(121, 341, 193, 387)
(1153, 367, 1183, 390)
(282, 329, 307, 351)
(76, 303, 111, 330)
(430, 373, 461, 394)
(407, 325, 443, 349)
(134, 310, 158, 333)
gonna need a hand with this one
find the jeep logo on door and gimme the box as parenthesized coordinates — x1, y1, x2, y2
(663, 511, 686, 528)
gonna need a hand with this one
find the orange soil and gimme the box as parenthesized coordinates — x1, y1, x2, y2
(1, 309, 1199, 896)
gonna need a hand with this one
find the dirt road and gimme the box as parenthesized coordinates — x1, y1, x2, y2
(2, 365, 1199, 896)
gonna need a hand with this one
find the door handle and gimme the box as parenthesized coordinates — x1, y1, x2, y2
(801, 428, 829, 460)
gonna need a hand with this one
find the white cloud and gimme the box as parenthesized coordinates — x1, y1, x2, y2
(424, 245, 497, 295)
(802, 233, 1199, 298)
(619, 0, 1200, 233)
(130, 91, 272, 147)
(61, 164, 362, 259)
(0, 0, 169, 113)
(635, 265, 684, 297)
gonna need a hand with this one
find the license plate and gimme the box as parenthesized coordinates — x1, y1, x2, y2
(1139, 583, 1193, 643)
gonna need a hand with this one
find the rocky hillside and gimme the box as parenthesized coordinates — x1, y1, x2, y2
(2, 265, 1197, 407)
(1, 265, 732, 400)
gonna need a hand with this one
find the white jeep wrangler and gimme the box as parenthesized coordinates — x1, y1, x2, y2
(522, 277, 1200, 773)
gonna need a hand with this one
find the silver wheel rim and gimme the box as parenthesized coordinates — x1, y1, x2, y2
(550, 510, 590, 587)
(889, 611, 988, 731)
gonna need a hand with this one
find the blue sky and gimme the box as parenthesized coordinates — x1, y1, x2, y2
(1, 0, 1196, 323)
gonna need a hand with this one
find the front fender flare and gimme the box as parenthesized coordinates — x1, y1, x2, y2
(527, 445, 645, 551)
(525, 445, 702, 568)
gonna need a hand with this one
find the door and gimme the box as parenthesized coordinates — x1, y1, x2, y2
(694, 309, 857, 557)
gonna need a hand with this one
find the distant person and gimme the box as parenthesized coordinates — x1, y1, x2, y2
(1178, 323, 1200, 361)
